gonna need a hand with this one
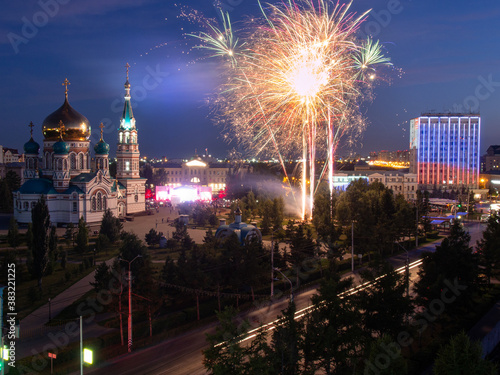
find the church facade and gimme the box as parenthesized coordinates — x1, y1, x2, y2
(13, 71, 146, 225)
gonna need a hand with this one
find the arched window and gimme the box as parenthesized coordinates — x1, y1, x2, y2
(103, 196, 107, 210)
(70, 153, 76, 169)
(97, 192, 102, 210)
(92, 197, 96, 211)
(78, 154, 84, 169)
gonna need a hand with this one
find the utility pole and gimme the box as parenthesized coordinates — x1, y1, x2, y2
(120, 255, 142, 353)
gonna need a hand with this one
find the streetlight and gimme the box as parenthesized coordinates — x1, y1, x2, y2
(48, 298, 51, 323)
(119, 255, 142, 353)
(273, 268, 293, 303)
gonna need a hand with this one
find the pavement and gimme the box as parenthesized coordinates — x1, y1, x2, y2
(11, 205, 223, 362)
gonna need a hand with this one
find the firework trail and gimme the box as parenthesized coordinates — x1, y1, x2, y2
(191, 0, 392, 219)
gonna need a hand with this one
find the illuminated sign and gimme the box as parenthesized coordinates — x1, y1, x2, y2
(83, 348, 93, 364)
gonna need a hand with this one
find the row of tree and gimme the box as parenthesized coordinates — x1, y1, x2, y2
(203, 216, 500, 374)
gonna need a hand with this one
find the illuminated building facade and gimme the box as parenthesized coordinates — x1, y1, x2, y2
(410, 113, 480, 190)
(153, 158, 230, 195)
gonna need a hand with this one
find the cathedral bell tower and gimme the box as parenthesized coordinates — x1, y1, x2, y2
(116, 63, 140, 179)
(115, 63, 146, 215)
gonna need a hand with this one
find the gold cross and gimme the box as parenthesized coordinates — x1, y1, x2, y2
(99, 122, 104, 140)
(29, 121, 34, 137)
(62, 78, 70, 98)
(58, 120, 66, 139)
(125, 63, 130, 80)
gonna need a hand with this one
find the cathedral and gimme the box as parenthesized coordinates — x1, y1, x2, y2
(13, 68, 146, 225)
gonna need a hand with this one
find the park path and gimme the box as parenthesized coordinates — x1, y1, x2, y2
(16, 257, 116, 359)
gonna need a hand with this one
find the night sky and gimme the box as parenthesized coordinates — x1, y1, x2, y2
(1, 0, 500, 159)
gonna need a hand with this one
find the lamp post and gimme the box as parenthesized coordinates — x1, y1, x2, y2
(48, 298, 51, 323)
(273, 268, 293, 303)
(119, 255, 142, 353)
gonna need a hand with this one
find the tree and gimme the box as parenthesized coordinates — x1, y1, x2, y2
(203, 306, 250, 374)
(364, 335, 408, 375)
(269, 302, 303, 375)
(48, 225, 58, 261)
(476, 212, 500, 285)
(414, 220, 479, 314)
(272, 197, 285, 232)
(30, 197, 50, 292)
(434, 331, 498, 375)
(7, 217, 21, 249)
(145, 228, 161, 248)
(312, 185, 336, 242)
(90, 262, 111, 293)
(75, 216, 89, 254)
(359, 259, 413, 339)
(100, 209, 122, 243)
(303, 272, 365, 374)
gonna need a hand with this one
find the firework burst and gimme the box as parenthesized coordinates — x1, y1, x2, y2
(192, 0, 392, 219)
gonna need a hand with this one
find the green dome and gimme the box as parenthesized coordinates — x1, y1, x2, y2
(53, 139, 69, 155)
(24, 138, 40, 154)
(94, 139, 109, 155)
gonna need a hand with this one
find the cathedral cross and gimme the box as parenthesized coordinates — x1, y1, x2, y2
(62, 78, 70, 98)
(125, 63, 130, 80)
(29, 121, 34, 137)
(99, 122, 104, 140)
(58, 121, 66, 139)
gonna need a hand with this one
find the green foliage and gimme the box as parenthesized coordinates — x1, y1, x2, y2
(364, 335, 408, 375)
(7, 216, 21, 249)
(25, 222, 33, 251)
(75, 216, 89, 254)
(360, 259, 413, 339)
(414, 220, 479, 313)
(48, 225, 58, 261)
(60, 250, 67, 269)
(434, 331, 498, 375)
(91, 262, 111, 293)
(304, 274, 365, 374)
(269, 302, 303, 374)
(477, 212, 500, 285)
(0, 171, 21, 212)
(30, 197, 50, 291)
(203, 306, 251, 374)
(145, 228, 162, 247)
(99, 209, 122, 243)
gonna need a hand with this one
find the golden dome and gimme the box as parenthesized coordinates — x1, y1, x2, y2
(42, 96, 91, 141)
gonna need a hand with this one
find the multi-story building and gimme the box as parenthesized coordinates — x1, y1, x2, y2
(333, 171, 418, 201)
(153, 158, 230, 195)
(410, 113, 480, 191)
(483, 145, 500, 172)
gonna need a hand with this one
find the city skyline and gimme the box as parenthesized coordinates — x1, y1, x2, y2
(1, 0, 500, 158)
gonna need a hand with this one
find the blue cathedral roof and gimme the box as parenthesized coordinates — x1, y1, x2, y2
(16, 178, 57, 194)
(53, 139, 70, 154)
(94, 139, 110, 155)
(23, 138, 40, 154)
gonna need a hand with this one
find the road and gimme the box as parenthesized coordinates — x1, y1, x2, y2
(83, 222, 486, 375)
